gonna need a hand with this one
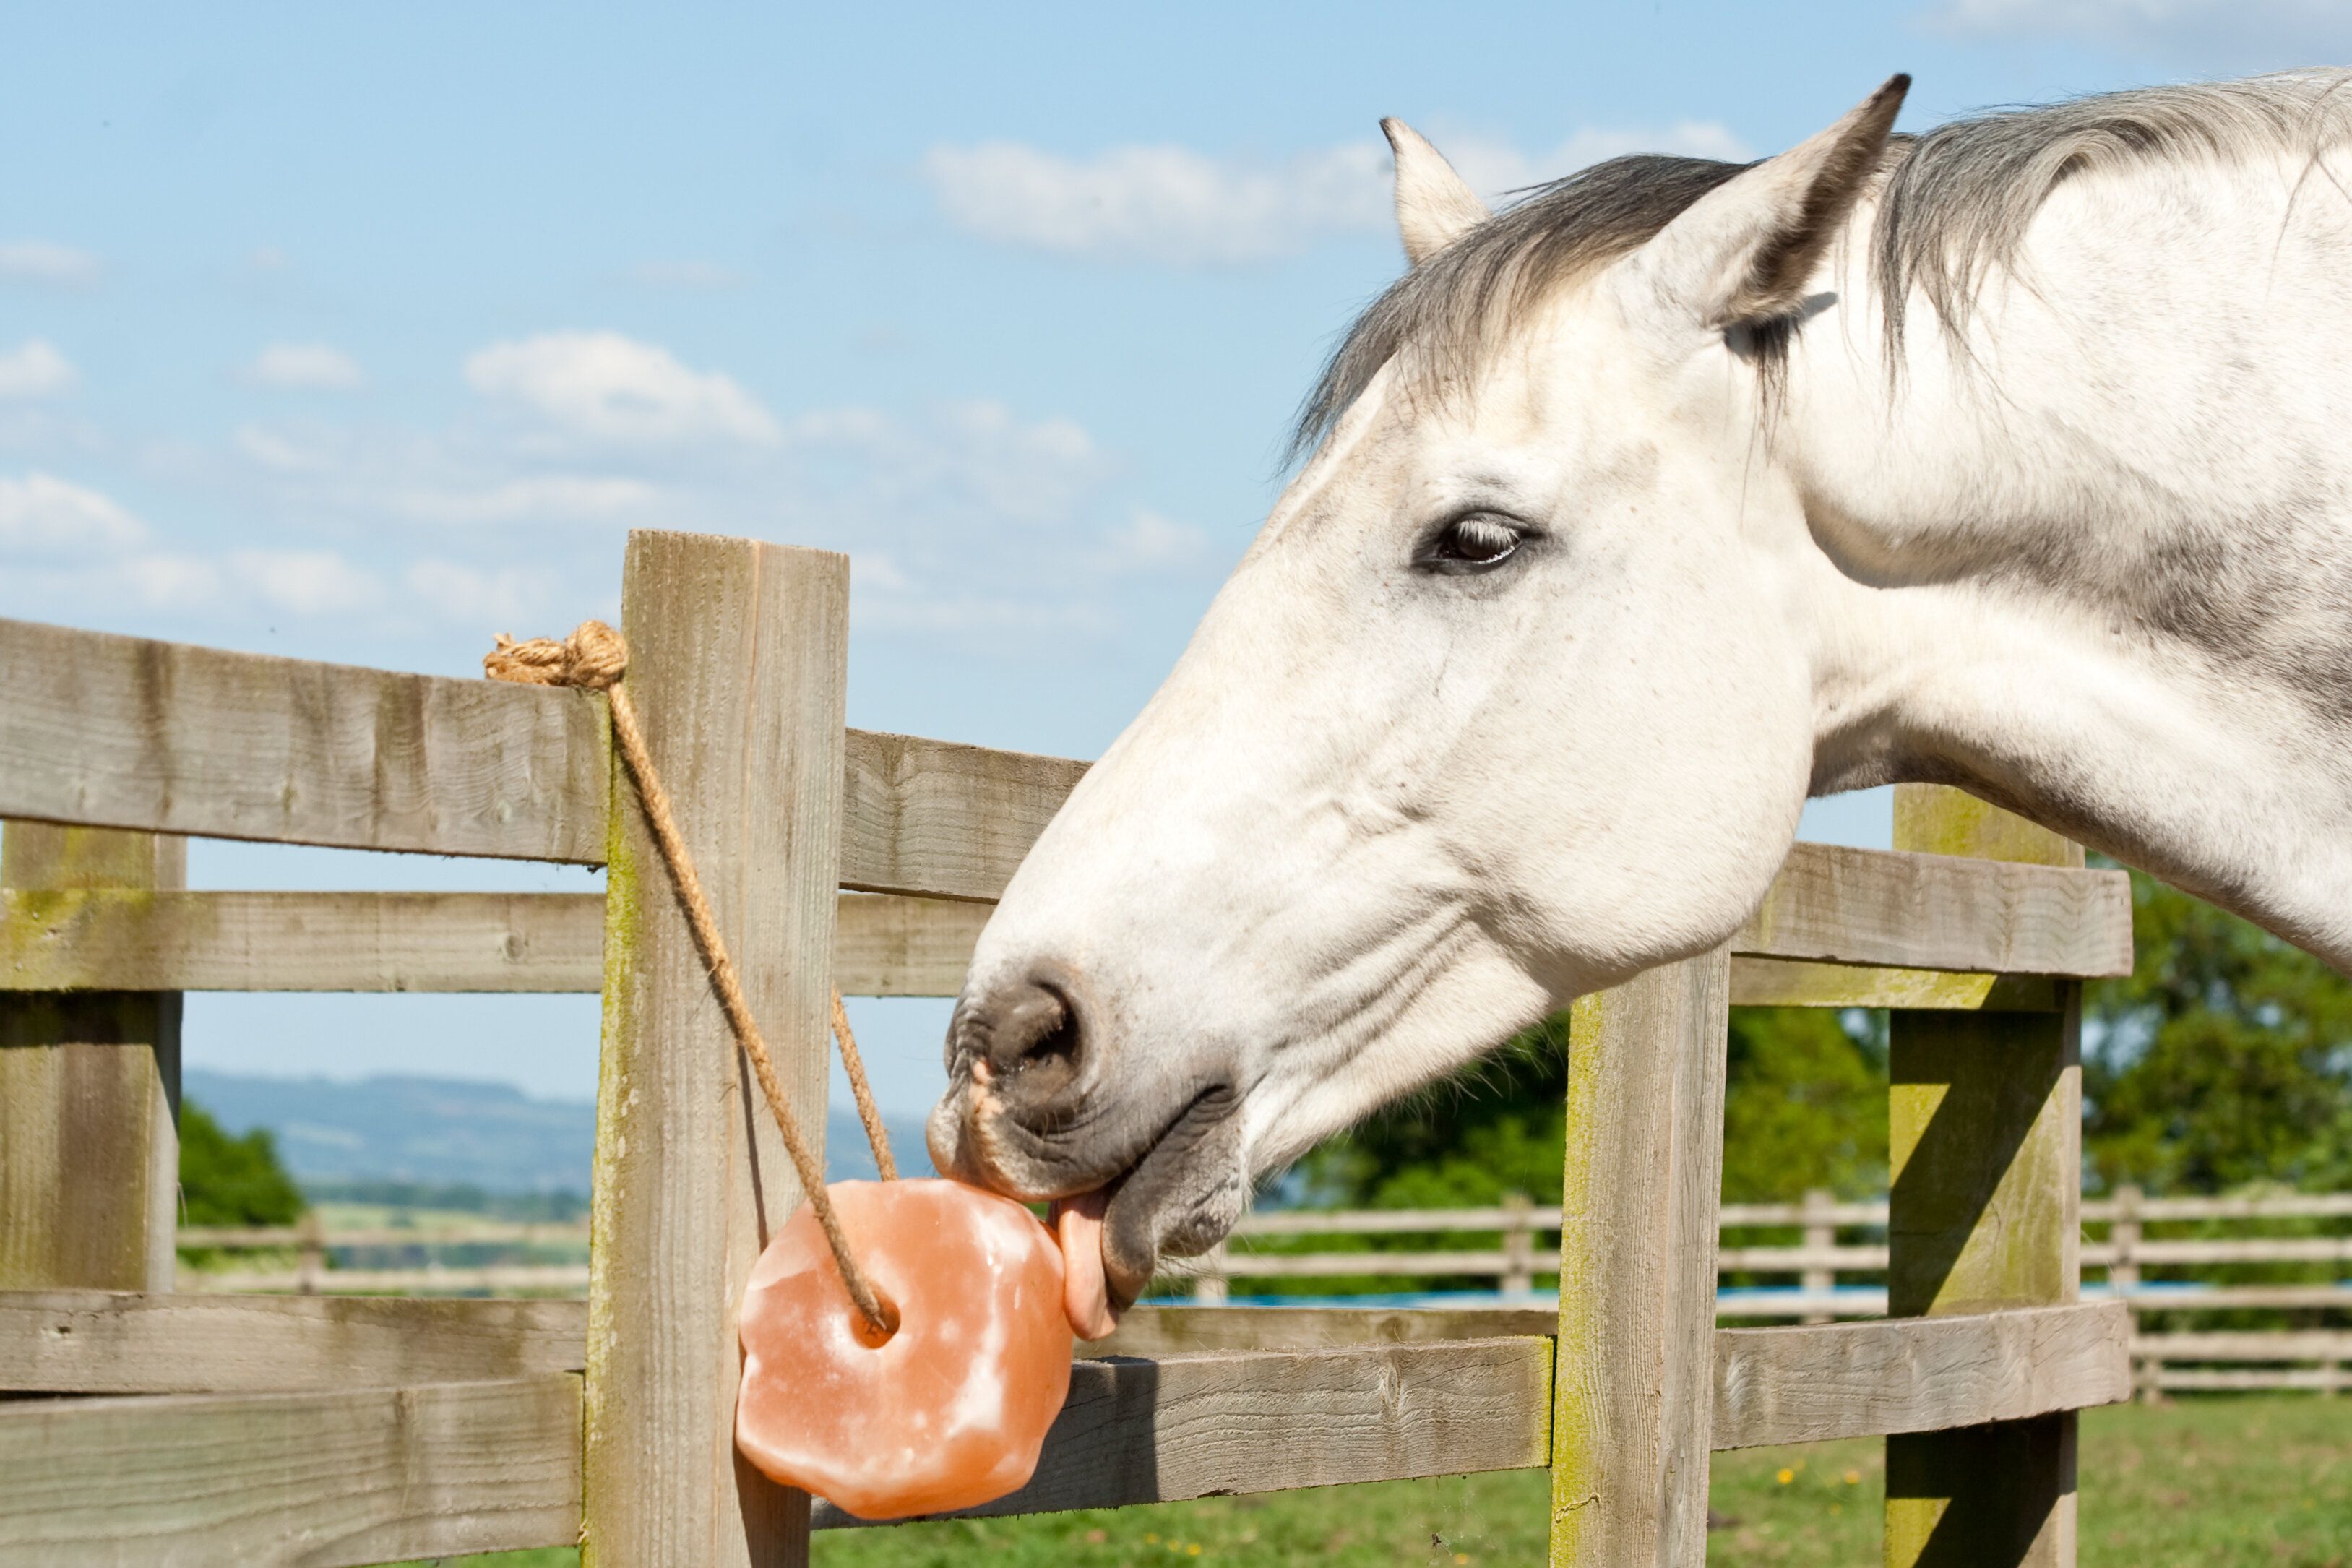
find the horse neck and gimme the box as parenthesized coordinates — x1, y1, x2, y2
(1780, 164, 2352, 967)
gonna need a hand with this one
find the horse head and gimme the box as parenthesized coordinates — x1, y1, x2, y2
(929, 79, 1911, 1328)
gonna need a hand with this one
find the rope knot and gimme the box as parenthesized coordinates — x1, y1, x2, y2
(484, 621, 629, 691)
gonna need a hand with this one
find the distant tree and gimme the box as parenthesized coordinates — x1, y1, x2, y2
(178, 1100, 306, 1226)
(2084, 866, 2352, 1194)
(1295, 1007, 1888, 1209)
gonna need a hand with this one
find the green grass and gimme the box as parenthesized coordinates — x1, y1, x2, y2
(390, 1395, 2352, 1567)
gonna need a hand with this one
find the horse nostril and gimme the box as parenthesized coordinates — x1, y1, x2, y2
(969, 978, 1087, 1098)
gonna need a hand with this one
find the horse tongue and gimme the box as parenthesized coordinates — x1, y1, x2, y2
(1051, 1191, 1119, 1341)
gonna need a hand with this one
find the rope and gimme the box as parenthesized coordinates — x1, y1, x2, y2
(488, 622, 900, 1337)
(832, 991, 898, 1182)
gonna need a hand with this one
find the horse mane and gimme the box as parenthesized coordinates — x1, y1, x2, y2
(1291, 69, 2352, 461)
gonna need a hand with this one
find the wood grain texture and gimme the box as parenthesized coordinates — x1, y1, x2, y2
(0, 823, 182, 1293)
(0, 889, 606, 992)
(1551, 950, 1731, 1568)
(1096, 1305, 1557, 1358)
(1730, 957, 2063, 1011)
(582, 532, 848, 1568)
(0, 1289, 585, 1393)
(0, 1374, 581, 1567)
(0, 616, 610, 861)
(811, 1338, 1554, 1528)
(830, 891, 991, 994)
(0, 888, 979, 996)
(839, 730, 1087, 903)
(1738, 842, 2129, 977)
(1713, 1304, 2130, 1450)
(1885, 785, 2085, 1568)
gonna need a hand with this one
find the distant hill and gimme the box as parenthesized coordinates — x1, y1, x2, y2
(184, 1070, 932, 1195)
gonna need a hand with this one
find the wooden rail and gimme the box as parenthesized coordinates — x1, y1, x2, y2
(0, 888, 987, 995)
(0, 1297, 2129, 1548)
(0, 1374, 583, 1568)
(0, 863, 2125, 1012)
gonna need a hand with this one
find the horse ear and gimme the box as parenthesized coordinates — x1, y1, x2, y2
(1627, 74, 1908, 329)
(1382, 119, 1489, 265)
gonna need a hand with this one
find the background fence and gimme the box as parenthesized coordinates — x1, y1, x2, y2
(176, 1186, 2352, 1396)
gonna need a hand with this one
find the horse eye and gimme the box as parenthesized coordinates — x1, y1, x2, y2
(1424, 513, 1525, 572)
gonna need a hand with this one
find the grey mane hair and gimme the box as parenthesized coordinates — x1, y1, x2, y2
(1291, 69, 2352, 462)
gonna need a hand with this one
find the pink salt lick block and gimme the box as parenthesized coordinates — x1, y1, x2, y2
(736, 1178, 1074, 1520)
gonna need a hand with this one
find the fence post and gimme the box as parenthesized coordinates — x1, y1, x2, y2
(296, 1210, 326, 1296)
(1800, 1187, 1835, 1324)
(581, 532, 849, 1568)
(2107, 1184, 2153, 1403)
(1194, 1244, 1230, 1305)
(1884, 786, 2083, 1568)
(0, 823, 184, 1293)
(1502, 1190, 1536, 1300)
(1550, 948, 1731, 1568)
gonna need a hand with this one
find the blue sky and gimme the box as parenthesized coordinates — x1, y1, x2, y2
(3, 2, 2343, 1122)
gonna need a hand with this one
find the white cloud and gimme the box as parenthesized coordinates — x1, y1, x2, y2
(0, 240, 100, 287)
(925, 140, 1389, 265)
(1924, 0, 2352, 54)
(851, 551, 913, 592)
(0, 340, 77, 399)
(402, 559, 553, 624)
(788, 397, 1107, 527)
(234, 423, 343, 473)
(246, 343, 366, 392)
(395, 475, 661, 524)
(233, 549, 381, 615)
(1100, 509, 1211, 575)
(465, 331, 781, 447)
(115, 553, 223, 611)
(0, 471, 147, 557)
(923, 122, 1749, 265)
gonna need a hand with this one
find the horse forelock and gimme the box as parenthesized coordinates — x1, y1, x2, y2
(1291, 69, 2352, 463)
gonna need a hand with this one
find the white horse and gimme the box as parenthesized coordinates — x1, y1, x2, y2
(929, 71, 2352, 1334)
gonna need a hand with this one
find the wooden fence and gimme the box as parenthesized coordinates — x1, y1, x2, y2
(172, 1191, 2352, 1396)
(0, 529, 2143, 1567)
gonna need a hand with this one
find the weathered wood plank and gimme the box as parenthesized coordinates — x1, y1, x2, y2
(0, 824, 182, 1293)
(832, 891, 991, 994)
(0, 1374, 581, 1567)
(2133, 1330, 2352, 1360)
(0, 1289, 585, 1394)
(1885, 787, 2085, 1568)
(0, 889, 606, 992)
(840, 731, 1087, 903)
(812, 1337, 1553, 1528)
(1551, 950, 1731, 1568)
(0, 888, 982, 996)
(184, 1264, 590, 1296)
(2155, 1366, 2352, 1391)
(1739, 841, 2129, 978)
(1713, 1303, 2130, 1451)
(1217, 1249, 1517, 1278)
(1095, 1304, 1557, 1357)
(1730, 957, 2063, 1011)
(0, 616, 611, 862)
(582, 533, 847, 1568)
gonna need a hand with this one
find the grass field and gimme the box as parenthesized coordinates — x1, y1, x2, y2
(401, 1395, 2351, 1567)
